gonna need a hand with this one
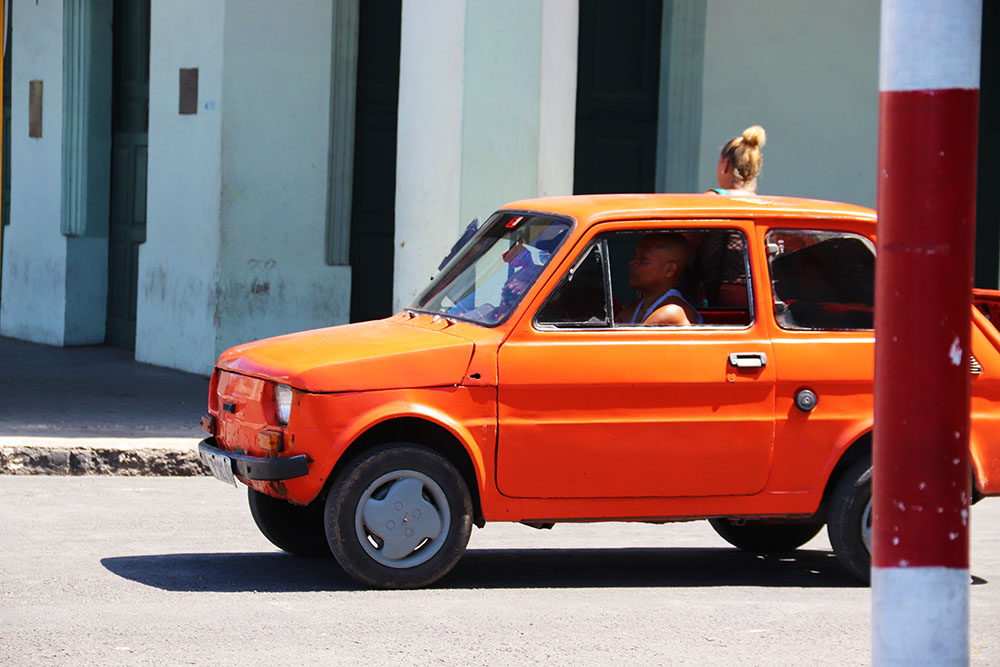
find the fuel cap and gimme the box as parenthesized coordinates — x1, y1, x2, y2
(795, 389, 818, 412)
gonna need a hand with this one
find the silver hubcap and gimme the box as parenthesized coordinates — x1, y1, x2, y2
(355, 470, 450, 569)
(861, 497, 872, 555)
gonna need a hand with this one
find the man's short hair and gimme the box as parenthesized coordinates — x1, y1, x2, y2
(643, 233, 693, 268)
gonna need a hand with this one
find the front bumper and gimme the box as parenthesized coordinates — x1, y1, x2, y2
(199, 437, 309, 481)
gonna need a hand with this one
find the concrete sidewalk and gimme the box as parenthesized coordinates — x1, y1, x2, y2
(0, 336, 209, 475)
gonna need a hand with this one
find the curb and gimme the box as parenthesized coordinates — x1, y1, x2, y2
(0, 445, 209, 476)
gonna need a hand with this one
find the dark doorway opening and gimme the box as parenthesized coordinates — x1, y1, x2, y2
(106, 0, 150, 349)
(574, 0, 662, 195)
(349, 0, 401, 323)
(976, 1, 1000, 289)
(1, 10, 11, 305)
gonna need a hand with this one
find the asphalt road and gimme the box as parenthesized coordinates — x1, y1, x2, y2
(1, 477, 998, 666)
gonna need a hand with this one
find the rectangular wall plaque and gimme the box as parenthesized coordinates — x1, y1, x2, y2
(29, 81, 43, 137)
(179, 68, 198, 114)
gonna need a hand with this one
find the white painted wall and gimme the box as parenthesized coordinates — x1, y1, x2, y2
(538, 0, 579, 198)
(1, 1, 66, 345)
(459, 0, 544, 225)
(394, 0, 467, 309)
(215, 0, 348, 354)
(698, 1, 880, 207)
(139, 0, 345, 374)
(394, 0, 578, 310)
(137, 0, 225, 373)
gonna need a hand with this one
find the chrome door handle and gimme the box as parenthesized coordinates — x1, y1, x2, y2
(729, 352, 767, 369)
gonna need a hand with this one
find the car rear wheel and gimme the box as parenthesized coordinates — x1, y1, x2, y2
(708, 518, 824, 553)
(826, 456, 872, 583)
(248, 488, 332, 556)
(325, 443, 473, 589)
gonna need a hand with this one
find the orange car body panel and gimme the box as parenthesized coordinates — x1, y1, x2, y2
(206, 194, 1000, 522)
(216, 318, 476, 393)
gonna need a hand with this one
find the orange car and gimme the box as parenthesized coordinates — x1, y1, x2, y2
(199, 194, 1000, 589)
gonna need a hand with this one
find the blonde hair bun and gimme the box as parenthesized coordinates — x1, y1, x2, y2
(741, 125, 766, 148)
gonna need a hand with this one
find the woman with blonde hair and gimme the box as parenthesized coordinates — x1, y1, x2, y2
(697, 125, 766, 307)
(709, 125, 766, 195)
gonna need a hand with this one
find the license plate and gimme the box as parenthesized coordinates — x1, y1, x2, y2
(202, 449, 237, 487)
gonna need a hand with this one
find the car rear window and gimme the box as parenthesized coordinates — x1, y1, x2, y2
(766, 229, 875, 331)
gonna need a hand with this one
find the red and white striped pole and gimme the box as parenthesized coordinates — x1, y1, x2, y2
(874, 1, 980, 664)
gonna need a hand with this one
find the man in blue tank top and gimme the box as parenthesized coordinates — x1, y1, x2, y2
(616, 233, 703, 326)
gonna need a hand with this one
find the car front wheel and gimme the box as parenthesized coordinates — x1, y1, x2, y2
(325, 443, 473, 589)
(827, 456, 872, 583)
(248, 488, 332, 556)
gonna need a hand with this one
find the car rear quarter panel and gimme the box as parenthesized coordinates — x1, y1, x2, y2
(971, 308, 1000, 495)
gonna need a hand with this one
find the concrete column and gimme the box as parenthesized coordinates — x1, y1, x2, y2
(214, 0, 347, 356)
(138, 0, 346, 374)
(394, 0, 466, 310)
(2, 1, 66, 345)
(537, 0, 578, 199)
(656, 0, 706, 193)
(325, 0, 360, 266)
(136, 0, 225, 372)
(0, 0, 111, 346)
(393, 0, 578, 311)
(61, 0, 112, 344)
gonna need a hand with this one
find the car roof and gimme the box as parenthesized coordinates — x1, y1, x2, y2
(500, 193, 877, 229)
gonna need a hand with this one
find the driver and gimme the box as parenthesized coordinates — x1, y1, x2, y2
(616, 233, 703, 325)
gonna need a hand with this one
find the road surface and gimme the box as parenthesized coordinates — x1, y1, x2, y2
(1, 476, 997, 665)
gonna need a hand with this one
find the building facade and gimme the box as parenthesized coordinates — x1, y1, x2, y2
(0, 1, 992, 374)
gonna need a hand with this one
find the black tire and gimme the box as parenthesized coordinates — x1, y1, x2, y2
(709, 518, 824, 553)
(325, 443, 473, 589)
(826, 456, 872, 583)
(248, 488, 332, 556)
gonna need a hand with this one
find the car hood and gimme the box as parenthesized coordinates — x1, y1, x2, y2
(216, 318, 476, 393)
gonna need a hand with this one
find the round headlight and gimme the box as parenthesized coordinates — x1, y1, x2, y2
(274, 384, 293, 424)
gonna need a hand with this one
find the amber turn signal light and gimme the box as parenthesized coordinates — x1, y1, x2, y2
(201, 414, 216, 435)
(258, 429, 284, 453)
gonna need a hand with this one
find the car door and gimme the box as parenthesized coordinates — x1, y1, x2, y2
(759, 224, 877, 495)
(496, 220, 776, 499)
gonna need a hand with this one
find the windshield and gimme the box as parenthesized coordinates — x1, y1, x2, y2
(413, 212, 573, 326)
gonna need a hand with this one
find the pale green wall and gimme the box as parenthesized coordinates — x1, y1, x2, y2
(1, 0, 111, 346)
(137, 0, 225, 372)
(0, 0, 67, 345)
(394, 0, 578, 310)
(139, 0, 347, 374)
(394, 0, 466, 306)
(459, 0, 543, 225)
(216, 0, 348, 355)
(698, 0, 880, 207)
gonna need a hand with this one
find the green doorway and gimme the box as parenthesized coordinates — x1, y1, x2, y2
(1, 10, 11, 304)
(976, 0, 999, 289)
(349, 0, 401, 323)
(573, 0, 662, 194)
(106, 0, 150, 349)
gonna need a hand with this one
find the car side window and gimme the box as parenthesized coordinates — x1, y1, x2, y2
(766, 229, 875, 331)
(535, 228, 753, 329)
(535, 241, 612, 327)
